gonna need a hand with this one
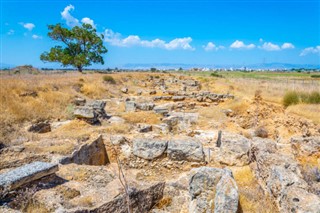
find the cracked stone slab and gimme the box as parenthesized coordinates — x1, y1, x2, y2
(0, 161, 58, 193)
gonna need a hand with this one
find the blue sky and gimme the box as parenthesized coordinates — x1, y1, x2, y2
(1, 0, 320, 68)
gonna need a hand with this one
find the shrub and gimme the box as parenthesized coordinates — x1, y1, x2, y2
(103, 75, 116, 84)
(283, 91, 299, 107)
(210, 72, 223, 78)
(283, 91, 320, 107)
(307, 91, 320, 104)
(311, 75, 320, 78)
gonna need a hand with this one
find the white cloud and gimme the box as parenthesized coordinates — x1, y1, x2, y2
(203, 42, 224, 51)
(104, 29, 194, 50)
(300, 46, 320, 56)
(230, 40, 255, 49)
(281, 42, 295, 49)
(61, 4, 79, 27)
(260, 42, 281, 51)
(81, 17, 96, 28)
(32, 34, 42, 39)
(7, 29, 14, 35)
(20, 23, 35, 31)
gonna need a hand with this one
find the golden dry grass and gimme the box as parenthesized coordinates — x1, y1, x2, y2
(287, 104, 320, 124)
(231, 166, 279, 213)
(121, 111, 161, 124)
(105, 123, 131, 134)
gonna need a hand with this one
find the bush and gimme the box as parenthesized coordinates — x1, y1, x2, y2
(311, 75, 320, 78)
(283, 90, 320, 107)
(308, 91, 320, 104)
(210, 72, 223, 78)
(283, 91, 299, 107)
(102, 75, 116, 84)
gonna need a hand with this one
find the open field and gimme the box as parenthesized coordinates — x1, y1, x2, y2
(0, 71, 319, 213)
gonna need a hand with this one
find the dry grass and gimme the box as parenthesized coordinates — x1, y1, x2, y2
(232, 166, 279, 213)
(121, 111, 161, 124)
(154, 196, 172, 209)
(287, 104, 320, 124)
(105, 123, 131, 134)
(224, 99, 250, 115)
(296, 153, 320, 167)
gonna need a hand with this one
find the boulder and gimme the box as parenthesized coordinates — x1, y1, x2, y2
(137, 123, 153, 133)
(72, 97, 86, 106)
(28, 122, 51, 133)
(279, 186, 320, 213)
(110, 135, 127, 145)
(163, 112, 198, 132)
(133, 138, 168, 160)
(291, 136, 320, 156)
(136, 102, 155, 111)
(212, 132, 251, 166)
(189, 167, 238, 213)
(74, 106, 96, 122)
(28, 163, 165, 213)
(153, 103, 174, 115)
(172, 96, 186, 102)
(74, 100, 107, 124)
(167, 137, 204, 162)
(125, 101, 136, 112)
(251, 137, 320, 212)
(60, 135, 109, 165)
(0, 161, 58, 193)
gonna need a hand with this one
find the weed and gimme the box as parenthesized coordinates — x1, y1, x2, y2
(283, 91, 299, 107)
(103, 75, 116, 84)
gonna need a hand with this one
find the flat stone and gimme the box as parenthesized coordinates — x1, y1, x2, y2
(133, 138, 168, 160)
(167, 137, 204, 162)
(0, 161, 58, 193)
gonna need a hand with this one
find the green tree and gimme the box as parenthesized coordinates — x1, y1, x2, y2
(40, 23, 107, 72)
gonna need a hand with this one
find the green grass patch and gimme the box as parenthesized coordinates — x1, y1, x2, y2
(102, 75, 116, 84)
(283, 91, 320, 107)
(210, 72, 223, 78)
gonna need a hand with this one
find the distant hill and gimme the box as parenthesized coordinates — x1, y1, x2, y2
(123, 63, 320, 70)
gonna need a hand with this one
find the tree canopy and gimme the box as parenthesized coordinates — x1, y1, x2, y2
(40, 23, 107, 72)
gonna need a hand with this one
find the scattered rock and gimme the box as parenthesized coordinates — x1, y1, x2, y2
(121, 87, 128, 94)
(291, 136, 320, 156)
(149, 90, 157, 95)
(19, 91, 38, 97)
(133, 138, 168, 160)
(28, 122, 51, 133)
(172, 96, 185, 102)
(60, 135, 109, 165)
(189, 167, 239, 213)
(163, 112, 198, 132)
(72, 97, 86, 106)
(110, 135, 127, 145)
(167, 137, 204, 162)
(212, 132, 251, 166)
(137, 123, 153, 133)
(136, 102, 155, 111)
(0, 161, 58, 193)
(125, 100, 136, 112)
(74, 100, 107, 124)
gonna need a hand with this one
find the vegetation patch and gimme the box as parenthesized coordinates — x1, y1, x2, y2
(283, 91, 320, 107)
(103, 75, 116, 84)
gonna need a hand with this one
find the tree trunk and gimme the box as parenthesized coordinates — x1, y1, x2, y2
(77, 66, 83, 72)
